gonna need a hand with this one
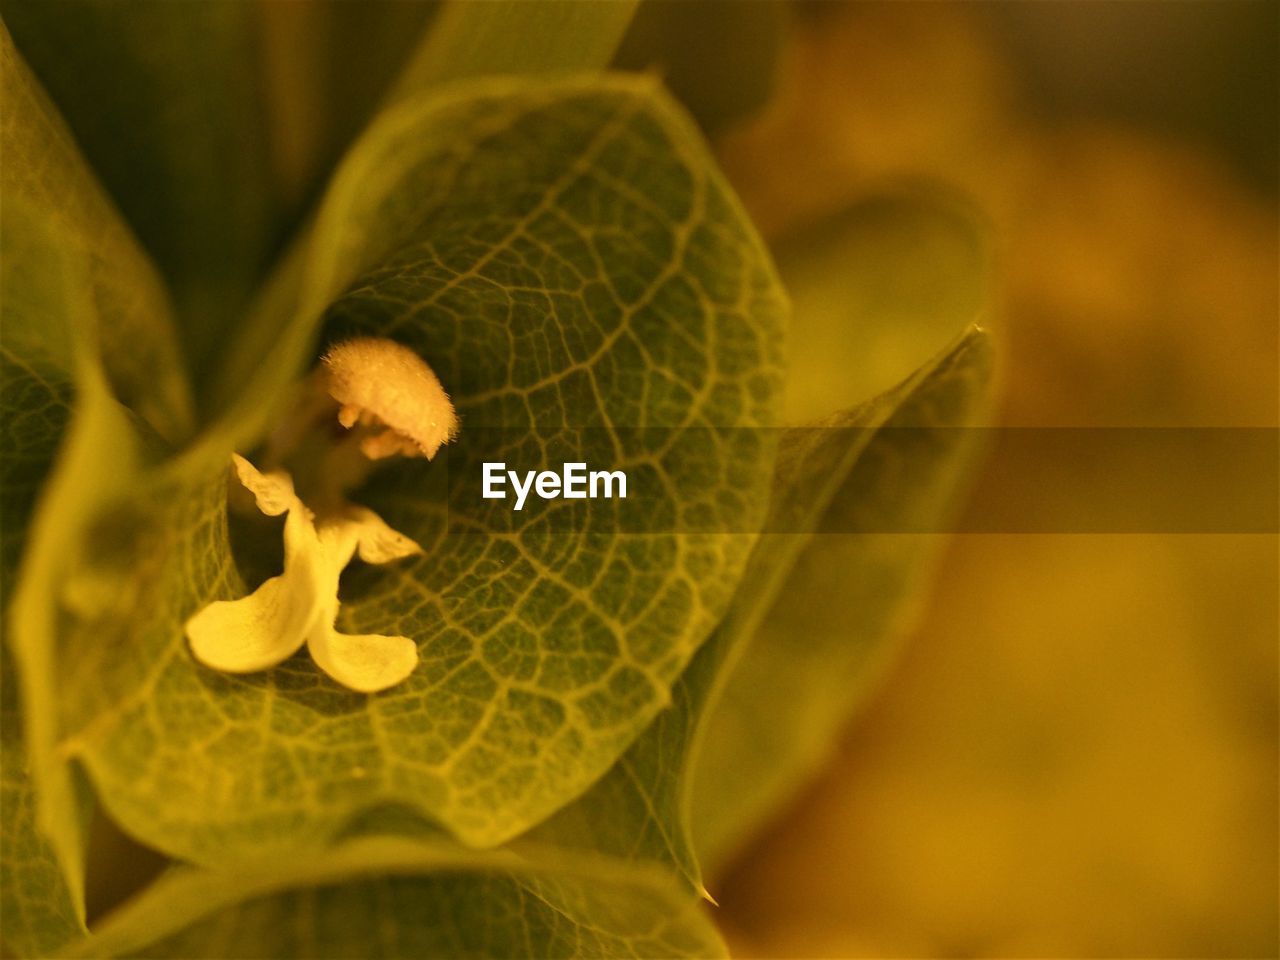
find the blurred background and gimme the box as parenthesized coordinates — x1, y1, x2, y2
(693, 3, 1278, 957)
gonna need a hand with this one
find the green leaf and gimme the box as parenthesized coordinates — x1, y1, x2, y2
(0, 652, 86, 958)
(1, 27, 197, 945)
(257, 1, 440, 211)
(777, 191, 990, 424)
(0, 22, 193, 443)
(51, 75, 785, 866)
(3, 0, 280, 392)
(691, 329, 995, 870)
(529, 328, 993, 893)
(388, 0, 639, 105)
(211, 0, 638, 434)
(65, 840, 724, 959)
(521, 193, 992, 890)
(677, 195, 993, 867)
(527, 632, 722, 896)
(0, 199, 87, 957)
(0, 200, 142, 950)
(0, 224, 85, 952)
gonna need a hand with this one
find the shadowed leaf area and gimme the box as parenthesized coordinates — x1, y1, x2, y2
(64, 842, 726, 960)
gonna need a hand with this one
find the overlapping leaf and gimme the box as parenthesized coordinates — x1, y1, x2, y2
(0, 212, 86, 957)
(691, 329, 994, 870)
(3, 0, 278, 387)
(46, 75, 784, 868)
(1, 25, 199, 950)
(65, 840, 724, 960)
(0, 23, 192, 442)
(777, 192, 988, 424)
(0, 649, 84, 958)
(390, 0, 638, 104)
(529, 328, 992, 891)
(689, 193, 995, 868)
(521, 192, 992, 890)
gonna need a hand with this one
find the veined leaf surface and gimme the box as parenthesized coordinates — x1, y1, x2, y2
(691, 330, 994, 870)
(531, 329, 993, 891)
(49, 76, 785, 864)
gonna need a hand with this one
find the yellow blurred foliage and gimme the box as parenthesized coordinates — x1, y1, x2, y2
(720, 3, 1278, 428)
(711, 3, 1279, 956)
(719, 534, 1277, 958)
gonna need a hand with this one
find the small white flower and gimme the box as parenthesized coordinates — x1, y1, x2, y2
(187, 455, 421, 693)
(187, 338, 459, 694)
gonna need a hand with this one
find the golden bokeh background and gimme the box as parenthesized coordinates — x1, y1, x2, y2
(706, 3, 1277, 956)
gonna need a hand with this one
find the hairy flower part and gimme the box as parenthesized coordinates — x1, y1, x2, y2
(323, 337, 459, 460)
(186, 454, 422, 693)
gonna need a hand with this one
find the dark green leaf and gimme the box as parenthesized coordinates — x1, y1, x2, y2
(211, 0, 639, 431)
(4, 0, 280, 393)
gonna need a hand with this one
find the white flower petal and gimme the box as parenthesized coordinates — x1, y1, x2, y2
(186, 574, 312, 673)
(232, 452, 299, 517)
(305, 628, 418, 694)
(188, 454, 422, 693)
(187, 493, 324, 674)
(338, 505, 423, 564)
